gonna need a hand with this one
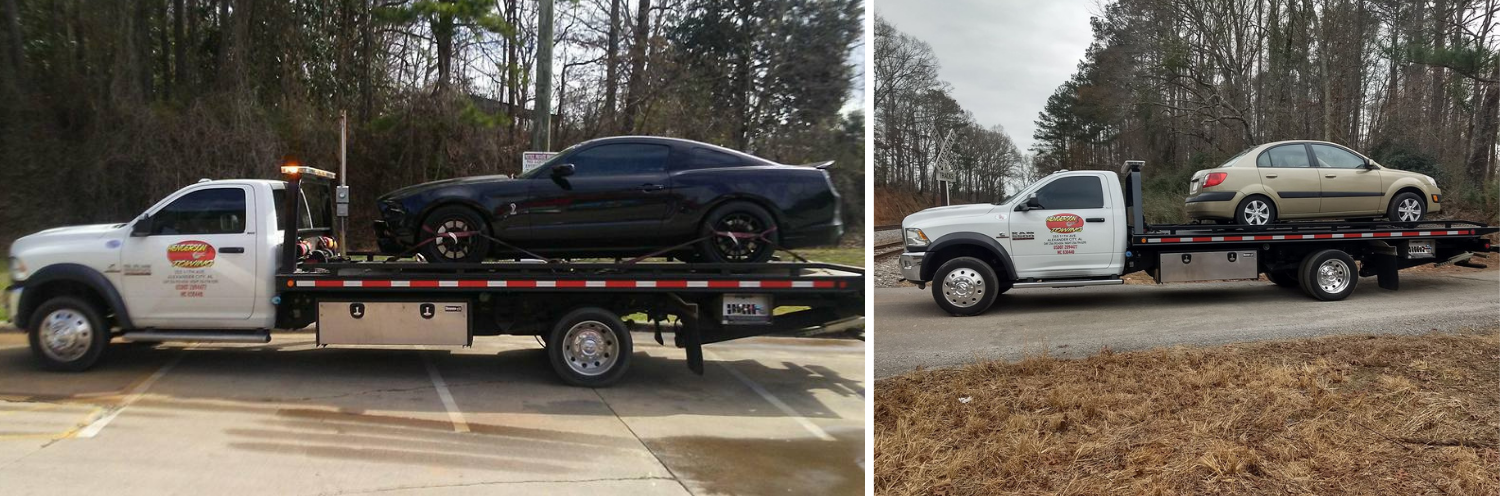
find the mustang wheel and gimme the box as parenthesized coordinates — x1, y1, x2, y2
(28, 296, 110, 372)
(547, 308, 632, 387)
(931, 256, 1000, 316)
(1387, 192, 1425, 223)
(698, 202, 777, 264)
(1235, 195, 1277, 226)
(1298, 249, 1358, 301)
(419, 205, 492, 264)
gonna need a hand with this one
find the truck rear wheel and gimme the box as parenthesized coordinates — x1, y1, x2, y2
(931, 256, 1000, 316)
(28, 296, 111, 372)
(1265, 269, 1299, 288)
(1297, 249, 1358, 301)
(547, 307, 633, 387)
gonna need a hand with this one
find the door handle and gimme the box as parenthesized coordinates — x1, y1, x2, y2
(1324, 174, 1337, 178)
(1264, 174, 1278, 178)
(1086, 217, 1105, 223)
(221, 247, 245, 253)
(640, 183, 665, 192)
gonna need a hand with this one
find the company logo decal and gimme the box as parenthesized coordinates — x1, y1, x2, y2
(167, 241, 216, 268)
(1046, 214, 1084, 233)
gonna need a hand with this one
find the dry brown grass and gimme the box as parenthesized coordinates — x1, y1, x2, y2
(875, 329, 1500, 495)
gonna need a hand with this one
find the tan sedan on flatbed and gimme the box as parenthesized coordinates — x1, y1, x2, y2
(1186, 140, 1441, 225)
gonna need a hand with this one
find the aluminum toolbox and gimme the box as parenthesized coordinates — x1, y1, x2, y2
(1158, 250, 1258, 283)
(317, 301, 470, 346)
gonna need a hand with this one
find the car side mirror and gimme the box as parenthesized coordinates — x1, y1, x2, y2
(1363, 161, 1377, 170)
(1016, 194, 1042, 212)
(130, 215, 152, 237)
(552, 163, 576, 178)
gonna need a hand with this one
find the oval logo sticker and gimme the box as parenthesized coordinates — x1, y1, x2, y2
(167, 241, 216, 268)
(1046, 214, 1084, 233)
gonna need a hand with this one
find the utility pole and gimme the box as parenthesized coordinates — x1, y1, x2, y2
(532, 0, 555, 152)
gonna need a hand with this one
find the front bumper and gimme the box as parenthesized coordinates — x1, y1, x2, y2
(6, 285, 21, 327)
(898, 252, 925, 282)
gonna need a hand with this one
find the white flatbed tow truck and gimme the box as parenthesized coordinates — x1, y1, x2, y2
(898, 160, 1496, 315)
(6, 164, 863, 386)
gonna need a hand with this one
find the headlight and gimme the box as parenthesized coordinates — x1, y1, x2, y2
(9, 257, 26, 282)
(1423, 175, 1437, 187)
(904, 228, 930, 247)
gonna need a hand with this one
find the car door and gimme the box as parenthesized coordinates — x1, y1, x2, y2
(1007, 175, 1117, 278)
(121, 185, 259, 325)
(1310, 143, 1383, 215)
(1256, 144, 1320, 216)
(526, 143, 674, 248)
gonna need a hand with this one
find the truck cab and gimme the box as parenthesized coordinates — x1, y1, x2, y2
(7, 179, 319, 367)
(899, 170, 1129, 303)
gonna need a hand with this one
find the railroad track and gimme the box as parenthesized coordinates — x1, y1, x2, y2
(874, 224, 901, 232)
(874, 240, 904, 259)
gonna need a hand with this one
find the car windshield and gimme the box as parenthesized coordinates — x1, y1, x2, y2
(518, 143, 583, 179)
(1219, 147, 1254, 168)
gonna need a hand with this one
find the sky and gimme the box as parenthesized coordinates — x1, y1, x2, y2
(874, 0, 1099, 152)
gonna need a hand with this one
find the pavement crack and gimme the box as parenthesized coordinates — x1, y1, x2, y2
(315, 475, 681, 495)
(591, 387, 696, 495)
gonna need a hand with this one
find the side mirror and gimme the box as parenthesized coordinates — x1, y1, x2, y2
(1363, 161, 1377, 170)
(1016, 194, 1042, 212)
(552, 163, 576, 178)
(130, 215, 152, 237)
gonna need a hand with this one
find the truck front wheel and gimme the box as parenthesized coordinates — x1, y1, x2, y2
(547, 307, 633, 387)
(28, 296, 111, 372)
(1297, 249, 1358, 301)
(931, 256, 1001, 316)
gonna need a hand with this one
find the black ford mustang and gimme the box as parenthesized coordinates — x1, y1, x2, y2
(374, 136, 843, 263)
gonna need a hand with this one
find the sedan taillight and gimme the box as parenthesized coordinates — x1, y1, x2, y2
(1202, 172, 1228, 188)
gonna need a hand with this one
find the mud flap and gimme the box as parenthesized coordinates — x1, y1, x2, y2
(1368, 253, 1400, 290)
(666, 293, 704, 375)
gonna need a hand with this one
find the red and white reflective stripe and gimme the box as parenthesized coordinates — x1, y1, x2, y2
(294, 279, 837, 289)
(1144, 229, 1471, 244)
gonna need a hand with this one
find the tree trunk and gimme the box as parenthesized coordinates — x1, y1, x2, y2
(2, 0, 22, 83)
(173, 0, 186, 90)
(161, 0, 173, 98)
(603, 0, 620, 125)
(433, 0, 454, 92)
(1466, 68, 1499, 182)
(621, 0, 650, 134)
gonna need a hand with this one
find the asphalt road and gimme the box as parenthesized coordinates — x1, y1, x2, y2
(0, 332, 864, 495)
(874, 269, 1499, 379)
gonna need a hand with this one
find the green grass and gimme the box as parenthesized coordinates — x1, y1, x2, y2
(787, 247, 864, 267)
(0, 271, 9, 322)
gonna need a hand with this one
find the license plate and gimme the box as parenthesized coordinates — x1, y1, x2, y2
(1407, 239, 1434, 258)
(721, 294, 772, 325)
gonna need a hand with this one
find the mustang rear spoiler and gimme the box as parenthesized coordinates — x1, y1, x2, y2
(804, 160, 834, 170)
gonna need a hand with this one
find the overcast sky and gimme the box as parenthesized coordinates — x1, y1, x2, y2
(875, 0, 1098, 152)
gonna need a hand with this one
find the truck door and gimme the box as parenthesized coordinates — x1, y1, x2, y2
(1007, 175, 1118, 278)
(121, 185, 259, 325)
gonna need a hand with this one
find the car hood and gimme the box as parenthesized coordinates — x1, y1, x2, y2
(380, 175, 519, 200)
(11, 224, 125, 255)
(903, 204, 997, 228)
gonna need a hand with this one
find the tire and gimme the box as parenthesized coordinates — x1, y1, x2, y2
(547, 307, 633, 387)
(1297, 249, 1358, 301)
(1387, 192, 1425, 223)
(419, 205, 492, 264)
(697, 201, 778, 264)
(1265, 269, 1298, 288)
(1235, 195, 1277, 226)
(27, 297, 111, 372)
(931, 256, 1001, 316)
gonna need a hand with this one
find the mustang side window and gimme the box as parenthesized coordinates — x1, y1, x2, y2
(1310, 144, 1366, 169)
(152, 188, 247, 235)
(1260, 144, 1311, 168)
(1033, 176, 1104, 210)
(568, 144, 670, 176)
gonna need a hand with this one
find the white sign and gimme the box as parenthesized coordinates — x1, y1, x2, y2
(522, 151, 558, 174)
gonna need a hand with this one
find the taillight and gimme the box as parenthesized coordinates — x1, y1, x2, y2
(1202, 172, 1228, 188)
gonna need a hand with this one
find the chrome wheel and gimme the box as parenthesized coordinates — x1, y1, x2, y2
(1315, 258, 1351, 295)
(561, 320, 618, 377)
(1397, 198, 1422, 222)
(1242, 200, 1271, 225)
(40, 309, 93, 363)
(434, 218, 473, 260)
(941, 267, 986, 308)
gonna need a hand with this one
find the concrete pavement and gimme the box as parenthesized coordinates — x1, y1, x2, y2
(874, 270, 1499, 379)
(0, 331, 864, 495)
